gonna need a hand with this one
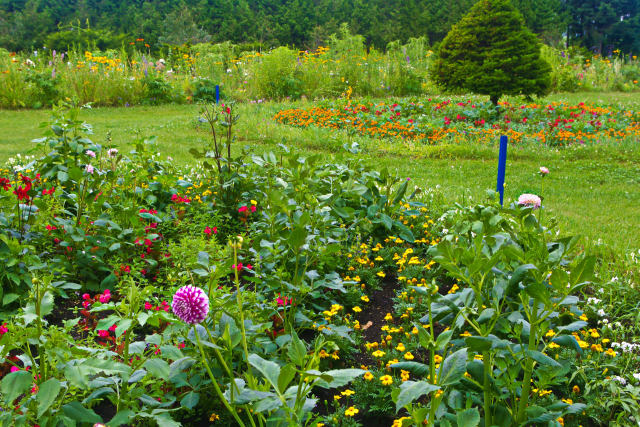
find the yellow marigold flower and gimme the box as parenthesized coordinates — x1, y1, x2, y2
(589, 329, 600, 338)
(591, 344, 603, 352)
(578, 340, 588, 349)
(384, 313, 393, 321)
(361, 295, 370, 302)
(545, 330, 556, 337)
(317, 423, 325, 427)
(602, 338, 610, 344)
(572, 385, 580, 393)
(375, 256, 384, 261)
(345, 406, 359, 417)
(210, 413, 220, 421)
(364, 371, 374, 381)
(404, 352, 414, 360)
(380, 375, 393, 385)
(353, 306, 362, 313)
(377, 271, 386, 278)
(434, 354, 443, 364)
(548, 342, 560, 349)
(401, 370, 410, 382)
(579, 314, 588, 321)
(562, 398, 573, 405)
(396, 343, 406, 352)
(392, 417, 412, 427)
(319, 349, 329, 358)
(412, 327, 419, 335)
(460, 331, 472, 337)
(333, 394, 342, 401)
(435, 389, 443, 398)
(341, 389, 355, 396)
(557, 417, 564, 426)
(372, 350, 386, 358)
(605, 348, 617, 357)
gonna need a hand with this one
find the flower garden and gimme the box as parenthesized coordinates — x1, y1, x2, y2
(274, 98, 640, 147)
(0, 98, 638, 427)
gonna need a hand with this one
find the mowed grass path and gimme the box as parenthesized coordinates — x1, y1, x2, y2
(1, 93, 639, 262)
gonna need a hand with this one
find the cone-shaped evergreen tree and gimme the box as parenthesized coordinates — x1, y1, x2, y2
(432, 0, 551, 105)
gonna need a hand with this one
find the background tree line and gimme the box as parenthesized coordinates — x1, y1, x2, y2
(0, 0, 638, 54)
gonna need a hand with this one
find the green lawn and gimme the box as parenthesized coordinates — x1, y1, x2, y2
(1, 93, 639, 266)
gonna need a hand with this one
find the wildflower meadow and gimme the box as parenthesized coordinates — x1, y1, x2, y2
(0, 3, 639, 427)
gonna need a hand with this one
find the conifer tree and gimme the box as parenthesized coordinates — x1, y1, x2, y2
(432, 0, 552, 105)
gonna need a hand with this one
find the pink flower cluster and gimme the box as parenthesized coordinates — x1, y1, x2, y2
(204, 226, 218, 235)
(81, 289, 111, 308)
(517, 193, 542, 209)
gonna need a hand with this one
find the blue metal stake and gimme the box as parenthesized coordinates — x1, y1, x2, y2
(496, 135, 508, 206)
(215, 85, 220, 104)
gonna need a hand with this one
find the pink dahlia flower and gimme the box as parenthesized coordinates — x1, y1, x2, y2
(518, 193, 542, 209)
(172, 286, 209, 324)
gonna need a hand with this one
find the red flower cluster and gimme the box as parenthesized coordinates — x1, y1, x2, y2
(0, 177, 10, 191)
(144, 300, 170, 312)
(171, 194, 191, 203)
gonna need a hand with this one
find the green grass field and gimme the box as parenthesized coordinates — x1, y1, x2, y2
(1, 93, 639, 269)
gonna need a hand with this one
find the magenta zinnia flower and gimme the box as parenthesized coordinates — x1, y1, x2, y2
(518, 193, 542, 209)
(172, 286, 209, 324)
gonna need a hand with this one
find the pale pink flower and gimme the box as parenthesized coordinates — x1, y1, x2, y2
(85, 164, 95, 174)
(86, 150, 96, 158)
(518, 193, 542, 209)
(539, 166, 549, 175)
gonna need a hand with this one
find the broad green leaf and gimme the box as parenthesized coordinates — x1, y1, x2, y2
(287, 332, 307, 367)
(394, 380, 440, 412)
(435, 330, 454, 352)
(570, 256, 596, 286)
(390, 361, 430, 377)
(115, 318, 132, 337)
(278, 364, 297, 393)
(438, 348, 467, 386)
(526, 350, 561, 368)
(313, 369, 365, 389)
(557, 321, 587, 333)
(62, 402, 103, 423)
(108, 410, 135, 426)
(144, 359, 170, 379)
(1, 370, 32, 404)
(456, 408, 480, 427)
(248, 354, 281, 391)
(36, 378, 61, 418)
(64, 364, 88, 389)
(551, 335, 583, 356)
(180, 391, 199, 409)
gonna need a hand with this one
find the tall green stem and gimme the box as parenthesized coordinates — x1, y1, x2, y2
(517, 301, 539, 423)
(482, 351, 492, 427)
(233, 245, 251, 373)
(194, 327, 246, 427)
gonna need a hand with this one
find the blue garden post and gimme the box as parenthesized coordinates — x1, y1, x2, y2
(496, 135, 508, 206)
(215, 85, 220, 104)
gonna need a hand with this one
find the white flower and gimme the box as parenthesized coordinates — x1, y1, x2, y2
(611, 376, 626, 385)
(633, 373, 640, 381)
(107, 148, 118, 158)
(597, 309, 606, 317)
